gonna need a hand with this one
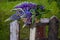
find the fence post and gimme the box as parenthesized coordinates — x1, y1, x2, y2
(35, 23, 47, 40)
(30, 24, 36, 40)
(10, 20, 20, 40)
(29, 18, 49, 40)
(48, 16, 59, 40)
(35, 18, 49, 40)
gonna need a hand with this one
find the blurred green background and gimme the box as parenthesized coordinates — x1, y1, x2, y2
(0, 0, 60, 40)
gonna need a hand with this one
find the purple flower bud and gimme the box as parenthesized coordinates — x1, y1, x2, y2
(40, 6, 44, 10)
(10, 13, 21, 20)
(15, 2, 37, 11)
(24, 10, 32, 18)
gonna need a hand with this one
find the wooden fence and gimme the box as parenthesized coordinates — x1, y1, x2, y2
(10, 16, 59, 40)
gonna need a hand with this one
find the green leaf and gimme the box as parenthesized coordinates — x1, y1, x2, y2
(31, 15, 35, 24)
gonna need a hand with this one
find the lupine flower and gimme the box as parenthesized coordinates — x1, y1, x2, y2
(5, 2, 47, 28)
(15, 2, 37, 10)
(14, 2, 37, 25)
(14, 2, 37, 19)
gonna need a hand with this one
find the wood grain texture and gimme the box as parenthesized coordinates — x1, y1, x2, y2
(48, 16, 59, 40)
(10, 20, 20, 40)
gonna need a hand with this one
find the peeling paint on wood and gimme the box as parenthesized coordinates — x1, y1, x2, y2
(10, 20, 19, 40)
(30, 24, 36, 40)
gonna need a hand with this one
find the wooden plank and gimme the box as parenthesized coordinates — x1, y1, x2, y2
(35, 23, 47, 40)
(48, 16, 59, 40)
(40, 18, 49, 23)
(29, 24, 36, 40)
(10, 20, 20, 40)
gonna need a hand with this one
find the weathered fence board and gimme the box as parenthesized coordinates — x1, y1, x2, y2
(30, 25, 36, 40)
(36, 23, 47, 40)
(10, 20, 20, 40)
(30, 18, 49, 40)
(48, 16, 59, 40)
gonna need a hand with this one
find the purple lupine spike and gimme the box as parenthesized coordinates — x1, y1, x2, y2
(15, 2, 28, 8)
(24, 10, 32, 18)
(5, 2, 37, 25)
(10, 13, 20, 20)
(15, 2, 37, 19)
(28, 3, 37, 8)
(15, 2, 37, 10)
(14, 2, 36, 19)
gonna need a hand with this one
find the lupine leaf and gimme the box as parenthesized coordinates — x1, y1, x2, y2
(30, 9, 36, 24)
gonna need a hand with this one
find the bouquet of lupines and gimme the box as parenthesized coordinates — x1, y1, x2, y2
(5, 2, 50, 28)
